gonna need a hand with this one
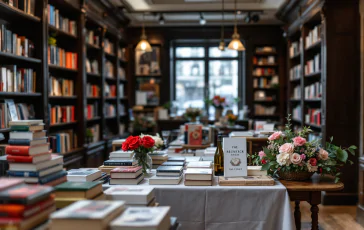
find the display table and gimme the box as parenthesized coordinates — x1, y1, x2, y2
(103, 172, 294, 230)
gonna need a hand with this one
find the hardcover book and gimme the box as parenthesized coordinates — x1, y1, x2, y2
(104, 160, 136, 166)
(187, 124, 202, 145)
(67, 169, 102, 182)
(185, 168, 212, 181)
(167, 157, 186, 162)
(223, 137, 247, 177)
(7, 164, 63, 178)
(218, 175, 275, 186)
(161, 161, 184, 167)
(186, 161, 212, 168)
(5, 143, 49, 156)
(8, 154, 63, 172)
(109, 173, 145, 185)
(8, 138, 48, 146)
(0, 184, 53, 205)
(156, 166, 183, 177)
(55, 181, 102, 199)
(9, 130, 46, 140)
(0, 196, 54, 218)
(8, 120, 43, 126)
(55, 181, 102, 191)
(149, 174, 183, 185)
(110, 166, 142, 179)
(6, 152, 51, 163)
(184, 180, 212, 186)
(0, 178, 24, 191)
(104, 186, 155, 205)
(109, 150, 133, 158)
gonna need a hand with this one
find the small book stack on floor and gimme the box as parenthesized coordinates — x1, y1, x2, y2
(184, 168, 213, 186)
(150, 165, 183, 185)
(105, 186, 156, 207)
(54, 181, 104, 208)
(0, 178, 56, 230)
(6, 120, 66, 186)
(50, 200, 126, 230)
(67, 168, 109, 183)
(109, 150, 133, 160)
(109, 166, 144, 185)
(110, 207, 171, 230)
(98, 159, 137, 175)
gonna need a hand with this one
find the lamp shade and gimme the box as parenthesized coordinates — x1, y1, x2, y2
(227, 32, 245, 51)
(218, 41, 225, 51)
(135, 38, 152, 52)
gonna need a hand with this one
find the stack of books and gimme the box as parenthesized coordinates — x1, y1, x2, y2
(54, 181, 104, 209)
(110, 207, 171, 230)
(109, 166, 144, 185)
(184, 168, 213, 186)
(50, 200, 125, 230)
(186, 161, 212, 169)
(6, 120, 66, 186)
(109, 150, 133, 160)
(105, 186, 156, 207)
(150, 165, 183, 185)
(98, 159, 137, 175)
(150, 150, 168, 169)
(0, 178, 56, 229)
(67, 168, 107, 182)
(167, 157, 186, 165)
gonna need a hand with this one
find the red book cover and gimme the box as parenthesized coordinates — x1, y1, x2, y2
(188, 124, 202, 146)
(6, 152, 51, 163)
(71, 106, 75, 121)
(0, 184, 53, 205)
(0, 179, 24, 192)
(110, 166, 142, 174)
(5, 146, 30, 155)
(87, 105, 91, 119)
(62, 107, 66, 123)
(317, 112, 321, 125)
(75, 53, 78, 69)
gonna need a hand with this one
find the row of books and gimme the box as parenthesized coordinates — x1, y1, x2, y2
(49, 130, 77, 154)
(50, 105, 75, 125)
(86, 83, 100, 97)
(86, 58, 99, 75)
(86, 30, 99, 47)
(87, 124, 100, 143)
(49, 77, 74, 97)
(47, 4, 77, 36)
(293, 105, 302, 121)
(87, 102, 99, 120)
(48, 45, 78, 70)
(0, 25, 35, 58)
(253, 76, 279, 89)
(305, 53, 320, 75)
(305, 82, 322, 99)
(118, 48, 127, 61)
(291, 85, 301, 99)
(252, 68, 276, 76)
(254, 105, 276, 116)
(104, 38, 114, 55)
(253, 56, 276, 65)
(98, 159, 137, 175)
(105, 83, 116, 97)
(289, 39, 301, 57)
(105, 60, 115, 78)
(254, 91, 275, 101)
(0, 66, 36, 93)
(119, 67, 126, 80)
(105, 104, 116, 117)
(308, 132, 322, 142)
(119, 104, 126, 116)
(0, 101, 35, 129)
(290, 64, 301, 81)
(3, 0, 36, 16)
(305, 108, 321, 126)
(305, 25, 322, 48)
(255, 46, 276, 53)
(119, 84, 125, 98)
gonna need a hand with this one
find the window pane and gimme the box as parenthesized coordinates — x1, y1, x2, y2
(176, 61, 205, 115)
(209, 60, 239, 118)
(176, 47, 204, 58)
(209, 47, 238, 58)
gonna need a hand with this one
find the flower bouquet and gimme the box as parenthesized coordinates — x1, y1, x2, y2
(206, 95, 227, 120)
(185, 107, 202, 122)
(122, 134, 164, 174)
(226, 114, 238, 126)
(257, 115, 356, 182)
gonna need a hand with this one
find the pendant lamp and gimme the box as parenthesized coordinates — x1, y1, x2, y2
(135, 13, 152, 52)
(218, 0, 225, 51)
(228, 0, 245, 51)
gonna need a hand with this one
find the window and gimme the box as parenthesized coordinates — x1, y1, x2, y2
(172, 42, 244, 118)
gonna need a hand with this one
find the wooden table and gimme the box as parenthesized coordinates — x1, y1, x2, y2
(280, 176, 344, 230)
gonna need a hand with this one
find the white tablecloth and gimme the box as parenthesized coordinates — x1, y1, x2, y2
(103, 171, 294, 230)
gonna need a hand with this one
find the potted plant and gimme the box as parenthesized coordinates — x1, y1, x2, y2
(206, 95, 227, 120)
(226, 114, 238, 126)
(85, 128, 94, 144)
(184, 107, 202, 122)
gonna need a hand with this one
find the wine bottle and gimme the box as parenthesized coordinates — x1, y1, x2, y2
(214, 135, 224, 176)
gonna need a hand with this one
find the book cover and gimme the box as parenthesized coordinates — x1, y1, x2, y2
(187, 161, 212, 168)
(6, 152, 51, 163)
(223, 137, 247, 177)
(104, 187, 154, 204)
(67, 169, 100, 176)
(39, 170, 67, 185)
(7, 164, 63, 178)
(5, 144, 49, 156)
(9, 154, 63, 172)
(110, 166, 142, 173)
(0, 178, 24, 191)
(167, 157, 186, 162)
(54, 181, 102, 191)
(8, 137, 47, 146)
(0, 184, 53, 205)
(187, 124, 202, 145)
(156, 166, 183, 173)
(161, 162, 184, 167)
(104, 160, 135, 166)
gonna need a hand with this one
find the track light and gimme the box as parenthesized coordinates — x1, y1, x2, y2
(159, 14, 165, 25)
(199, 13, 206, 25)
(251, 14, 260, 23)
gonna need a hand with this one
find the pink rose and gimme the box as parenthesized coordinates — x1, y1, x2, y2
(300, 154, 306, 160)
(268, 131, 282, 141)
(318, 148, 329, 160)
(290, 153, 302, 165)
(258, 151, 266, 159)
(279, 143, 295, 154)
(292, 136, 307, 146)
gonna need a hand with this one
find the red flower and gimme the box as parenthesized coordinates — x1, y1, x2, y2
(121, 136, 134, 151)
(261, 159, 267, 165)
(141, 136, 155, 148)
(309, 158, 317, 166)
(319, 168, 323, 174)
(125, 136, 141, 150)
(213, 95, 220, 100)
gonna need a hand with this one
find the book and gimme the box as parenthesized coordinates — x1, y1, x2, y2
(67, 169, 102, 182)
(50, 201, 125, 230)
(110, 166, 142, 179)
(149, 174, 183, 185)
(104, 186, 155, 205)
(9, 130, 46, 140)
(8, 154, 63, 171)
(247, 166, 267, 176)
(44, 175, 67, 187)
(5, 144, 49, 156)
(223, 137, 247, 177)
(186, 161, 212, 168)
(185, 168, 212, 181)
(109, 150, 133, 158)
(167, 157, 186, 162)
(7, 164, 63, 178)
(161, 161, 184, 167)
(10, 124, 44, 132)
(8, 138, 48, 146)
(218, 175, 275, 186)
(9, 120, 42, 126)
(13, 170, 67, 184)
(7, 152, 51, 164)
(0, 184, 53, 205)
(109, 173, 144, 185)
(156, 166, 183, 177)
(104, 160, 136, 166)
(0, 178, 24, 191)
(54, 181, 102, 199)
(187, 124, 202, 145)
(184, 180, 212, 186)
(110, 207, 171, 230)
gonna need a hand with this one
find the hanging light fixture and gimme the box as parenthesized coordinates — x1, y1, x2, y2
(228, 0, 245, 51)
(135, 13, 152, 52)
(218, 0, 225, 51)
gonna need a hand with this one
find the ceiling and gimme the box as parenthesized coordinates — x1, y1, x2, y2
(116, 0, 286, 26)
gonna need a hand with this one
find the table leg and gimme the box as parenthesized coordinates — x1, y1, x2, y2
(294, 201, 301, 230)
(310, 204, 319, 230)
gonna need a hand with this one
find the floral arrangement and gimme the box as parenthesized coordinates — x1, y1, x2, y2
(185, 107, 202, 119)
(226, 114, 238, 123)
(257, 115, 356, 182)
(206, 95, 227, 109)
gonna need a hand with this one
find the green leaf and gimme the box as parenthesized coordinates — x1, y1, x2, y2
(261, 163, 271, 171)
(334, 177, 340, 183)
(349, 145, 357, 150)
(348, 148, 355, 156)
(330, 136, 333, 142)
(263, 147, 270, 155)
(336, 149, 348, 163)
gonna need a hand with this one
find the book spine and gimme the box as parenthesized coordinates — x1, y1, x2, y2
(157, 170, 182, 173)
(104, 162, 133, 166)
(5, 146, 30, 155)
(7, 170, 38, 177)
(10, 126, 30, 131)
(8, 139, 31, 146)
(39, 170, 67, 184)
(6, 155, 33, 163)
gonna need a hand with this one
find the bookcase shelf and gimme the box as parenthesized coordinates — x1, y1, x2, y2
(87, 117, 101, 122)
(0, 92, 42, 97)
(0, 51, 41, 64)
(305, 123, 321, 130)
(254, 51, 277, 56)
(0, 2, 41, 23)
(50, 121, 78, 128)
(49, 64, 78, 73)
(87, 72, 101, 78)
(48, 25, 78, 40)
(61, 147, 84, 156)
(49, 96, 77, 100)
(305, 40, 321, 51)
(86, 43, 100, 50)
(305, 71, 321, 78)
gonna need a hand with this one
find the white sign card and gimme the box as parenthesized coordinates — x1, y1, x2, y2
(223, 137, 247, 177)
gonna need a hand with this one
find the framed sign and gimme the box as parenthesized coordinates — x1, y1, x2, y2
(223, 137, 247, 177)
(135, 46, 161, 76)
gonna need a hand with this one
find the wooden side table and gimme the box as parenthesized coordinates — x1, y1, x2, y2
(280, 177, 344, 230)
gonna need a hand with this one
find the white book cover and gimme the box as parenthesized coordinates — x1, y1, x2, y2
(223, 137, 247, 177)
(109, 150, 133, 158)
(104, 186, 154, 205)
(149, 174, 183, 185)
(110, 207, 170, 229)
(51, 200, 125, 219)
(187, 161, 212, 168)
(67, 169, 101, 182)
(185, 168, 212, 175)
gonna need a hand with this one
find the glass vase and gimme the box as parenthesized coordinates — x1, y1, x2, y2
(215, 108, 223, 120)
(132, 151, 153, 174)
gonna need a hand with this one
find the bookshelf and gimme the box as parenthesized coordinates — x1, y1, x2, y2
(0, 0, 130, 169)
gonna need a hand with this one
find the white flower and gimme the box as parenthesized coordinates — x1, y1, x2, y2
(276, 152, 291, 166)
(140, 133, 164, 148)
(306, 162, 318, 172)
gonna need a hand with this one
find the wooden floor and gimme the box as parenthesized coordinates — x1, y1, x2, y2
(293, 202, 364, 230)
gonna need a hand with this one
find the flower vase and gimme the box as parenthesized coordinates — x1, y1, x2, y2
(278, 171, 314, 181)
(189, 116, 197, 122)
(228, 121, 235, 127)
(215, 108, 223, 120)
(132, 151, 152, 174)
